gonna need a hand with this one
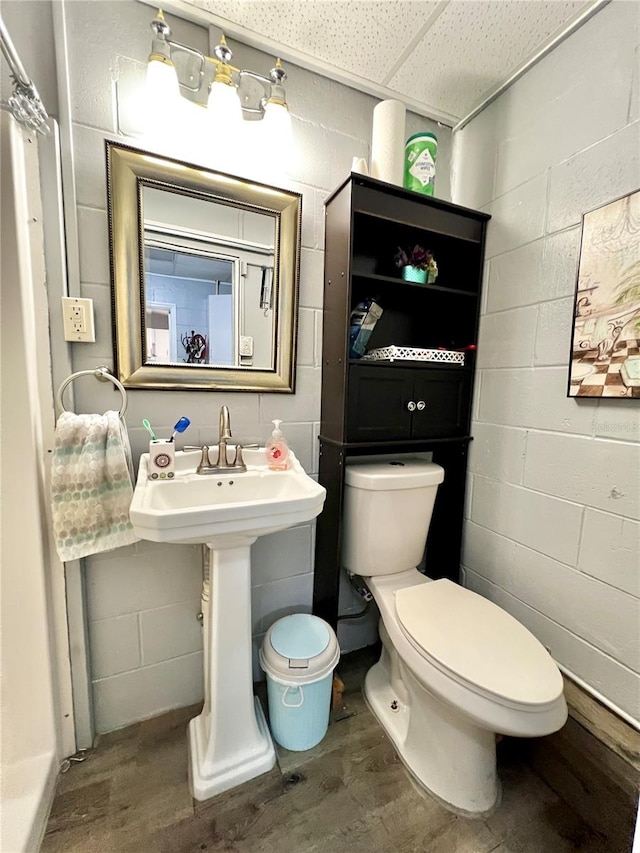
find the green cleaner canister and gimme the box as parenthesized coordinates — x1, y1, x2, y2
(404, 132, 437, 195)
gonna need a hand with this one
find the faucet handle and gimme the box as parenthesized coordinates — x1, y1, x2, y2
(198, 446, 213, 473)
(183, 445, 212, 472)
(232, 444, 248, 472)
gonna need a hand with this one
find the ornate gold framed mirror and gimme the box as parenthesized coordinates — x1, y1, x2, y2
(106, 141, 301, 391)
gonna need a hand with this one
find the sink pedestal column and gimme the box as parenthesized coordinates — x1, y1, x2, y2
(188, 543, 276, 801)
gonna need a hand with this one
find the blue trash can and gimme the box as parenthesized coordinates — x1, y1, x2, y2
(260, 613, 340, 751)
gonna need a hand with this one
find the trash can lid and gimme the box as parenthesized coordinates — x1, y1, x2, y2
(271, 613, 330, 659)
(260, 614, 340, 685)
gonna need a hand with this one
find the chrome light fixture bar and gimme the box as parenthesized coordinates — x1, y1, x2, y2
(0, 13, 50, 134)
(146, 9, 291, 127)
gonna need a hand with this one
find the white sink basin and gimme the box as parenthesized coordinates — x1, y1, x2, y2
(130, 447, 326, 546)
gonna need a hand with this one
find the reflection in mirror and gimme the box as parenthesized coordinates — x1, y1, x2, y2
(106, 142, 301, 392)
(142, 186, 276, 370)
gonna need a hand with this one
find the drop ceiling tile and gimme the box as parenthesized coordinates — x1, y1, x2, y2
(192, 0, 440, 83)
(388, 0, 591, 118)
(183, 0, 601, 122)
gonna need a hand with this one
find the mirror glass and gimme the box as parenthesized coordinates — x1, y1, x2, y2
(142, 187, 276, 370)
(106, 142, 301, 391)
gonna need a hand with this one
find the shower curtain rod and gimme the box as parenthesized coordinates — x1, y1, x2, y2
(0, 13, 50, 134)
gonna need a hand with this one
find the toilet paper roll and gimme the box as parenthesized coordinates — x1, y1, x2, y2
(351, 156, 369, 175)
(370, 99, 406, 186)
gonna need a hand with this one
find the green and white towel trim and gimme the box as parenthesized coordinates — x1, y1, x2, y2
(51, 410, 139, 561)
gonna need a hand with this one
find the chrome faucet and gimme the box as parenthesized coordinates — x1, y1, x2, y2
(185, 406, 247, 474)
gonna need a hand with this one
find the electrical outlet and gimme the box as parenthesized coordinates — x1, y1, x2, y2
(62, 297, 95, 342)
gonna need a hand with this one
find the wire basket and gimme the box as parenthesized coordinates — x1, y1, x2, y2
(362, 346, 465, 365)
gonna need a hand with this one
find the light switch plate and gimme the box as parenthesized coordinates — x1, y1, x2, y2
(62, 296, 95, 342)
(239, 335, 254, 357)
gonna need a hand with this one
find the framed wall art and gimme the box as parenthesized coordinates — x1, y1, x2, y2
(568, 188, 640, 398)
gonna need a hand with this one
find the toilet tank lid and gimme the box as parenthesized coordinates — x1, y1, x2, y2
(345, 459, 444, 490)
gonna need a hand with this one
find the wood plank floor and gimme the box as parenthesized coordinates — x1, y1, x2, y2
(42, 649, 616, 853)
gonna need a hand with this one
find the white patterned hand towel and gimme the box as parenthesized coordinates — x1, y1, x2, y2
(51, 410, 139, 561)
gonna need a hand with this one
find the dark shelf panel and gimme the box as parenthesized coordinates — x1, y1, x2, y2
(353, 207, 485, 245)
(349, 358, 473, 371)
(352, 271, 477, 297)
(319, 435, 473, 450)
(327, 172, 491, 222)
(326, 174, 489, 244)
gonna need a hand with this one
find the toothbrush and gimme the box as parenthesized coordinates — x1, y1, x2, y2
(142, 418, 157, 441)
(170, 416, 191, 442)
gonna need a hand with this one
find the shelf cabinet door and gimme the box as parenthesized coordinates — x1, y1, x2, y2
(347, 365, 413, 442)
(410, 370, 471, 439)
(347, 364, 470, 442)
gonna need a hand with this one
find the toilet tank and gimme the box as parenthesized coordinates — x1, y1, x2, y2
(342, 458, 444, 577)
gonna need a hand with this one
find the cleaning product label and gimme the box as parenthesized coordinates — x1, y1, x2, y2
(404, 133, 437, 195)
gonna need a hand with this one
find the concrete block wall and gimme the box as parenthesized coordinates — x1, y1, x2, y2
(60, 0, 449, 732)
(453, 1, 639, 722)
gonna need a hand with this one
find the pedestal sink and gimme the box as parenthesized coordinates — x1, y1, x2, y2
(129, 447, 326, 800)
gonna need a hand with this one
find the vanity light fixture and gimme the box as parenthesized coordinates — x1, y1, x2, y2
(146, 9, 291, 141)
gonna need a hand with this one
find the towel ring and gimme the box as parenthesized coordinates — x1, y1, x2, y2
(57, 366, 128, 418)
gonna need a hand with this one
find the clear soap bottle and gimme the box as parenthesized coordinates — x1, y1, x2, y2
(266, 419, 290, 470)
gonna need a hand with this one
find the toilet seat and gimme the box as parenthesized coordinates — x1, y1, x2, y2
(395, 579, 563, 709)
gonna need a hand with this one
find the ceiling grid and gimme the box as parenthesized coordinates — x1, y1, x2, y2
(163, 0, 607, 124)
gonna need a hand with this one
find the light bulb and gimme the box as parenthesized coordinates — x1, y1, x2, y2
(146, 56, 180, 104)
(207, 81, 242, 129)
(263, 101, 292, 175)
(207, 81, 243, 172)
(263, 101, 291, 140)
(145, 57, 183, 154)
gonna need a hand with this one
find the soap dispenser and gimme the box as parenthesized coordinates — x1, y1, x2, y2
(266, 419, 290, 470)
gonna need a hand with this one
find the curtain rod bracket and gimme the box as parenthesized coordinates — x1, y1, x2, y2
(0, 12, 50, 134)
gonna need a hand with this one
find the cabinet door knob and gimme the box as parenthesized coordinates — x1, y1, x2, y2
(416, 400, 426, 411)
(406, 401, 416, 412)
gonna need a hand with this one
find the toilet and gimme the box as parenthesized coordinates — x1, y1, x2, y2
(342, 456, 567, 817)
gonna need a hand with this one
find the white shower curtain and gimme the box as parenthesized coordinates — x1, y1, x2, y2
(0, 111, 63, 852)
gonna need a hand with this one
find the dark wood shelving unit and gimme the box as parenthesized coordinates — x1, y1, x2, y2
(312, 173, 490, 628)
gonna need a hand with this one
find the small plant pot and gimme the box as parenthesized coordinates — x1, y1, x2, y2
(402, 265, 428, 284)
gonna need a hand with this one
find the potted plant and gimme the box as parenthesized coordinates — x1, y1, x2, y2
(395, 245, 438, 284)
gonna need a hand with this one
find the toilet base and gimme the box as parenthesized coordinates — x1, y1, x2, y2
(364, 646, 500, 817)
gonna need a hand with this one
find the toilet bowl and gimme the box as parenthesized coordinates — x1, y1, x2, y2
(342, 457, 567, 817)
